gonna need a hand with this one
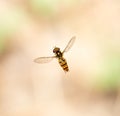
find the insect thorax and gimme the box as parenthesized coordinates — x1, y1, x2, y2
(55, 51, 63, 58)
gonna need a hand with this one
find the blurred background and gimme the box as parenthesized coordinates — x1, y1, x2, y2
(0, 0, 120, 116)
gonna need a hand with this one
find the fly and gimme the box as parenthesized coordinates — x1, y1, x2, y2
(34, 36, 76, 72)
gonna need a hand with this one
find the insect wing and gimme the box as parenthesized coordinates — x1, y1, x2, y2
(62, 36, 76, 53)
(34, 56, 56, 63)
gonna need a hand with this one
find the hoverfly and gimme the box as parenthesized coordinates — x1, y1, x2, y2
(34, 36, 76, 72)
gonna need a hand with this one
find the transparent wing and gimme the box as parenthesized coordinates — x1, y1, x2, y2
(62, 36, 76, 53)
(34, 56, 56, 63)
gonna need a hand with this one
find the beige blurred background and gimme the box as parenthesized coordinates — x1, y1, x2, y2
(0, 0, 120, 116)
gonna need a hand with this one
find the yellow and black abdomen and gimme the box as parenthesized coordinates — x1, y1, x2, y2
(58, 57, 69, 72)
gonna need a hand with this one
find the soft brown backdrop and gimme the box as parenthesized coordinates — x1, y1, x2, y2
(0, 0, 120, 116)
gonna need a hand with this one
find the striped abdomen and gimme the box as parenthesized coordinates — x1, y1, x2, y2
(58, 57, 69, 72)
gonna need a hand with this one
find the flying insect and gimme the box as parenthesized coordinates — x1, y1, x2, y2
(34, 36, 76, 72)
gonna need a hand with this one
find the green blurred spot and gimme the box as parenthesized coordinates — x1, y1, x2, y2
(30, 0, 74, 16)
(0, 8, 27, 54)
(95, 53, 120, 90)
(30, 0, 58, 16)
